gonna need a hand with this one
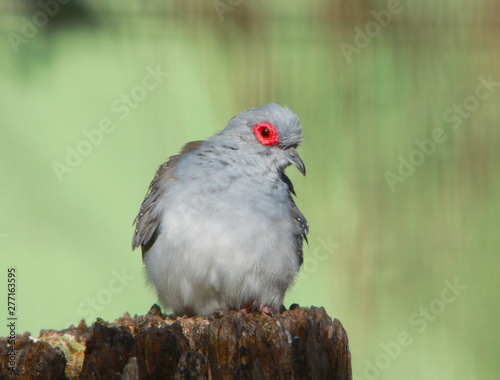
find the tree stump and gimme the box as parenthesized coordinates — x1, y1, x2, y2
(0, 304, 352, 379)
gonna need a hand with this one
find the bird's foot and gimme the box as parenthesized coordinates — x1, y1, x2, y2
(216, 304, 273, 316)
(240, 304, 273, 314)
(239, 306, 251, 314)
(215, 309, 229, 316)
(259, 305, 272, 314)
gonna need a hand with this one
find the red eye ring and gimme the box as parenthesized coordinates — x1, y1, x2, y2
(253, 122, 279, 146)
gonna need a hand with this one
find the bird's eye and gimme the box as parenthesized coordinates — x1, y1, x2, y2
(253, 122, 279, 146)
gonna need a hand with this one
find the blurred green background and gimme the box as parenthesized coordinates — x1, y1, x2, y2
(1, 0, 498, 378)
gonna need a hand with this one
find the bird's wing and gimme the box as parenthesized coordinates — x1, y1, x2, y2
(282, 173, 309, 265)
(132, 140, 205, 257)
(291, 199, 309, 265)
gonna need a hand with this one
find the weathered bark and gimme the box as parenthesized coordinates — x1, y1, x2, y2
(0, 305, 352, 379)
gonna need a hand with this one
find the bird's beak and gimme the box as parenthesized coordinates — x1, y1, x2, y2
(286, 148, 306, 175)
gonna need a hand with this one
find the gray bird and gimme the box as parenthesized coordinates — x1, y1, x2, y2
(132, 103, 308, 316)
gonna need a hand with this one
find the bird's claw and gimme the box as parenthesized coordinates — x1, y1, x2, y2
(217, 305, 273, 316)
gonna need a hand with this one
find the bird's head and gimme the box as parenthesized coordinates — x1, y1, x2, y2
(216, 103, 305, 175)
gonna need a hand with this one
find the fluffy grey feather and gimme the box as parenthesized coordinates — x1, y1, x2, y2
(132, 103, 308, 316)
